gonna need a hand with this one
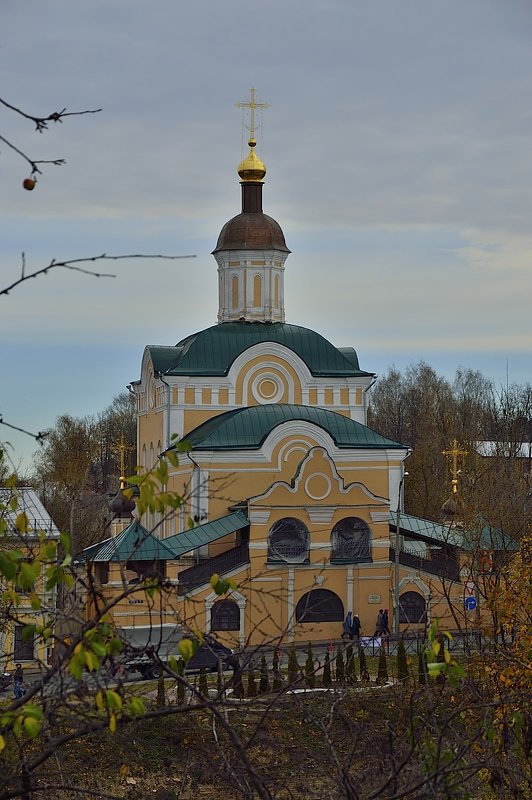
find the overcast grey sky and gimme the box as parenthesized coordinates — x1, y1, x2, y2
(1, 0, 531, 469)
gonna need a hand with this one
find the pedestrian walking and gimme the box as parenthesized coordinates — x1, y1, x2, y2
(382, 609, 390, 635)
(13, 663, 25, 699)
(374, 609, 384, 637)
(342, 611, 353, 639)
(351, 614, 361, 640)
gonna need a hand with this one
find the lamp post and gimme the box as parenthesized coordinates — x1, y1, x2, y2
(393, 471, 408, 634)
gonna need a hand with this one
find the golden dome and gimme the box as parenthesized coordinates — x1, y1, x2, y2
(237, 138, 266, 183)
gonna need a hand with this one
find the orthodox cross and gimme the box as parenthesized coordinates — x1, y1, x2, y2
(442, 439, 469, 494)
(113, 434, 134, 489)
(236, 87, 269, 141)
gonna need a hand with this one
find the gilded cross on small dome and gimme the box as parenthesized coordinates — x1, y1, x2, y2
(113, 433, 134, 490)
(442, 439, 469, 494)
(236, 87, 269, 144)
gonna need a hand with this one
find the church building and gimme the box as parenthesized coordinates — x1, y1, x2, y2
(86, 93, 474, 648)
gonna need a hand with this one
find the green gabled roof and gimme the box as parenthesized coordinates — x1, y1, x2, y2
(393, 513, 465, 548)
(393, 513, 518, 551)
(147, 322, 373, 378)
(82, 521, 176, 562)
(179, 404, 405, 451)
(164, 510, 249, 556)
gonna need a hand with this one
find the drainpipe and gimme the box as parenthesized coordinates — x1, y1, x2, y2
(156, 372, 172, 450)
(362, 375, 378, 423)
(393, 470, 409, 634)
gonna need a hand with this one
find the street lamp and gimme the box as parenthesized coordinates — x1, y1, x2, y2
(393, 471, 409, 634)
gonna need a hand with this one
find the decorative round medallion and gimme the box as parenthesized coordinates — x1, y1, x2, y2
(258, 378, 277, 399)
(251, 372, 284, 404)
(304, 473, 332, 501)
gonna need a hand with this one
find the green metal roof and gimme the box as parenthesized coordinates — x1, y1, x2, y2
(147, 322, 373, 378)
(180, 404, 405, 451)
(393, 513, 518, 551)
(163, 510, 249, 556)
(82, 521, 176, 562)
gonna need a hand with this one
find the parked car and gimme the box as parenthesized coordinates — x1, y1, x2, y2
(114, 626, 234, 679)
(186, 634, 234, 674)
(0, 671, 11, 692)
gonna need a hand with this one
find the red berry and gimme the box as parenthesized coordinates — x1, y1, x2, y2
(23, 178, 36, 191)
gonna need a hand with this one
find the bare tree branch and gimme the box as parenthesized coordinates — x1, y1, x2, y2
(0, 134, 65, 174)
(0, 416, 48, 444)
(0, 96, 101, 176)
(1, 252, 196, 297)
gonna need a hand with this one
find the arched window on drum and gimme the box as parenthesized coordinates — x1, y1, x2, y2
(267, 517, 310, 564)
(330, 517, 371, 562)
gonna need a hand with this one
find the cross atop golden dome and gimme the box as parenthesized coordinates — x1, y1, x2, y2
(236, 88, 269, 183)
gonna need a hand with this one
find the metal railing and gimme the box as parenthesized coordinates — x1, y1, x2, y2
(390, 547, 460, 581)
(177, 543, 249, 594)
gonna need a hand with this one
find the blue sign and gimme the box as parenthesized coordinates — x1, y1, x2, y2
(464, 596, 477, 611)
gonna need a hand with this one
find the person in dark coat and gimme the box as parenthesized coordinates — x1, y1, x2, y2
(382, 609, 390, 635)
(374, 609, 384, 637)
(351, 614, 361, 640)
(342, 611, 353, 639)
(13, 663, 24, 699)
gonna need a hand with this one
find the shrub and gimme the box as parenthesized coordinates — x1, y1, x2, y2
(358, 644, 370, 682)
(288, 644, 299, 686)
(305, 642, 315, 689)
(397, 638, 409, 682)
(233, 665, 244, 698)
(322, 650, 332, 687)
(272, 649, 283, 690)
(418, 648, 428, 685)
(217, 662, 224, 695)
(175, 658, 185, 705)
(376, 646, 388, 685)
(259, 654, 269, 694)
(346, 645, 357, 684)
(199, 666, 208, 697)
(335, 648, 345, 684)
(247, 665, 257, 697)
(157, 675, 166, 708)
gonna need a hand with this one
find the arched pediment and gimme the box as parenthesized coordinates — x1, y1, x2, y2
(249, 446, 389, 508)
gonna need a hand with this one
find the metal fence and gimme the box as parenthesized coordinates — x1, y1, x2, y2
(178, 543, 249, 594)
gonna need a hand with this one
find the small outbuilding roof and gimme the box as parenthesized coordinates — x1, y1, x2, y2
(82, 511, 250, 563)
(164, 510, 249, 556)
(393, 512, 518, 552)
(82, 520, 176, 562)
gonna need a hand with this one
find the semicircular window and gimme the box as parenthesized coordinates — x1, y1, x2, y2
(211, 599, 240, 631)
(330, 517, 371, 562)
(267, 517, 309, 563)
(399, 591, 427, 624)
(295, 589, 344, 623)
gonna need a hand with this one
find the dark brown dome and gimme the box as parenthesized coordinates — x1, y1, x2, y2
(109, 490, 135, 517)
(213, 212, 290, 254)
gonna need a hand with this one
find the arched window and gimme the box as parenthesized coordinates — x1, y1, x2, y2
(330, 517, 371, 562)
(267, 517, 310, 563)
(231, 275, 239, 309)
(274, 274, 279, 307)
(296, 589, 344, 623)
(399, 591, 427, 624)
(211, 599, 240, 631)
(253, 274, 262, 307)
